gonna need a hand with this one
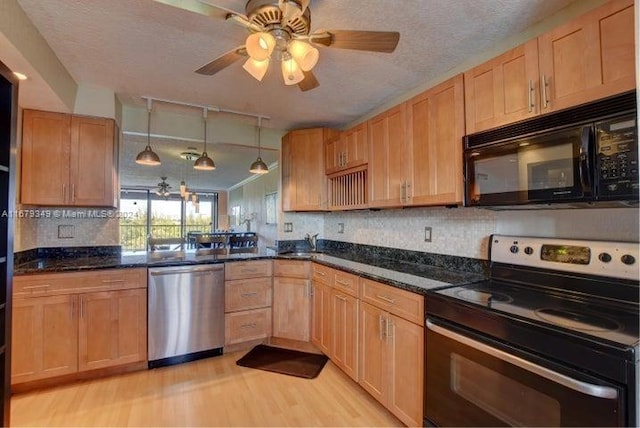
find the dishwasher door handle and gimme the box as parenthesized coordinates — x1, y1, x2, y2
(150, 266, 223, 276)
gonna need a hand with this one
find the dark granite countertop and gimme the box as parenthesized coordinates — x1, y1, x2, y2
(14, 248, 486, 296)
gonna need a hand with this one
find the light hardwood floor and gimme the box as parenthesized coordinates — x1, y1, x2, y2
(10, 351, 404, 427)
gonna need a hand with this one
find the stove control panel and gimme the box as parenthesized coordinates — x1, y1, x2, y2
(490, 235, 639, 281)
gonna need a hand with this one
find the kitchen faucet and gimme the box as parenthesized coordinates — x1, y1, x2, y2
(305, 233, 318, 252)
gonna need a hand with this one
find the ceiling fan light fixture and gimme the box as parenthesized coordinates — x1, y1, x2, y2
(288, 40, 319, 71)
(281, 56, 304, 85)
(242, 57, 270, 81)
(246, 32, 275, 61)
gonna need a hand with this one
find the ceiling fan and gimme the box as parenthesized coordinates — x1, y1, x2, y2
(153, 0, 400, 91)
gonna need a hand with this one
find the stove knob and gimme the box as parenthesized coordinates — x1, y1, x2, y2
(510, 245, 519, 254)
(598, 252, 612, 263)
(621, 254, 636, 265)
(524, 246, 534, 255)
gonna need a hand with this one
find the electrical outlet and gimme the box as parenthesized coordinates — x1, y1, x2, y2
(58, 225, 75, 239)
(284, 222, 293, 233)
(338, 223, 344, 234)
(424, 226, 432, 242)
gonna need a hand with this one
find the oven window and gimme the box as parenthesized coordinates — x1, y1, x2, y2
(451, 353, 561, 426)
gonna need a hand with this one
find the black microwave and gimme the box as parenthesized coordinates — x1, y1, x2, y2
(464, 91, 638, 208)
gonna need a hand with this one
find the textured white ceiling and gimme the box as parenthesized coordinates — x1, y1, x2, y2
(13, 0, 577, 191)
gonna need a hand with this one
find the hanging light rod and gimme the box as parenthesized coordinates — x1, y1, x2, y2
(141, 96, 270, 122)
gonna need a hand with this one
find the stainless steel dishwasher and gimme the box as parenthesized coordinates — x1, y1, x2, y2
(148, 264, 224, 368)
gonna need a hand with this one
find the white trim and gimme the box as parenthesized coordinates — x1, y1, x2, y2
(228, 161, 279, 191)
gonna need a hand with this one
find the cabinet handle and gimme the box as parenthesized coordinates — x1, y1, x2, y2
(343, 152, 348, 166)
(541, 74, 549, 109)
(241, 268, 258, 273)
(376, 294, 396, 304)
(335, 294, 347, 302)
(335, 279, 350, 286)
(528, 79, 534, 112)
(305, 280, 311, 298)
(378, 315, 385, 340)
(386, 318, 393, 342)
(62, 184, 67, 202)
(101, 279, 125, 284)
(314, 270, 326, 276)
(400, 182, 406, 203)
(405, 182, 411, 202)
(23, 284, 50, 290)
(71, 184, 76, 203)
(240, 323, 257, 329)
(241, 292, 258, 298)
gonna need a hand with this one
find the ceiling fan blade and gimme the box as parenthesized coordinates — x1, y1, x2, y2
(298, 70, 319, 92)
(195, 47, 246, 75)
(152, 0, 235, 20)
(311, 30, 400, 53)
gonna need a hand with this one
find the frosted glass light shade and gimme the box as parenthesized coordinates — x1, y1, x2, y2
(243, 57, 270, 81)
(281, 57, 304, 85)
(246, 32, 275, 61)
(289, 40, 319, 71)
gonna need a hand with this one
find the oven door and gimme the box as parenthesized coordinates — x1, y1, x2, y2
(425, 319, 625, 427)
(464, 125, 593, 207)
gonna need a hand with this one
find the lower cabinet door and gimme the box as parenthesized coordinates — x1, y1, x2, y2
(78, 289, 146, 371)
(388, 314, 424, 427)
(331, 290, 358, 381)
(272, 277, 311, 341)
(311, 281, 331, 355)
(358, 302, 386, 404)
(11, 295, 78, 384)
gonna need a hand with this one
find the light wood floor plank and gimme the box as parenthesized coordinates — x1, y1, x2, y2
(11, 351, 403, 427)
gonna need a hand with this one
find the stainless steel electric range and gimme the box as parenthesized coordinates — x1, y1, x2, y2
(425, 235, 639, 427)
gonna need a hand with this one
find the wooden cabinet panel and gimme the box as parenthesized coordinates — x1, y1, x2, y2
(225, 260, 272, 280)
(368, 104, 406, 207)
(360, 278, 424, 325)
(70, 116, 116, 207)
(358, 302, 386, 405)
(326, 123, 369, 175)
(311, 262, 333, 285)
(11, 295, 78, 384)
(225, 277, 272, 312)
(538, 0, 634, 113)
(324, 135, 341, 175)
(20, 110, 70, 205)
(407, 74, 465, 206)
(311, 280, 331, 355)
(78, 289, 146, 372)
(333, 270, 359, 297)
(387, 314, 424, 427)
(225, 308, 272, 345)
(330, 290, 358, 381)
(20, 109, 117, 207)
(272, 276, 311, 341)
(273, 259, 310, 279)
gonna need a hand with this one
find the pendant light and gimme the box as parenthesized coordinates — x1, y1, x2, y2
(193, 107, 216, 170)
(135, 99, 161, 166)
(250, 117, 269, 174)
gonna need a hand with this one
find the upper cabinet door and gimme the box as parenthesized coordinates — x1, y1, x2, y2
(70, 116, 116, 207)
(342, 123, 368, 171)
(406, 74, 465, 206)
(464, 40, 539, 134)
(538, 0, 635, 113)
(21, 110, 71, 205)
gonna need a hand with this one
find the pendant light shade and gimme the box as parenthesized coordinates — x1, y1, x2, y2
(289, 40, 319, 72)
(194, 108, 216, 170)
(250, 119, 269, 174)
(246, 32, 276, 61)
(243, 57, 270, 82)
(136, 102, 161, 166)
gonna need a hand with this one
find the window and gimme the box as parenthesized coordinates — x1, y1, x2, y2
(265, 192, 277, 224)
(119, 188, 218, 252)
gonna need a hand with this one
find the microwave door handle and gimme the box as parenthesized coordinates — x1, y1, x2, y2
(578, 126, 593, 194)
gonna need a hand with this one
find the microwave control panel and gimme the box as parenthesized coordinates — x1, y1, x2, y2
(596, 115, 638, 198)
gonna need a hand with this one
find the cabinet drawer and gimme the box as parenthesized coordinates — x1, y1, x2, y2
(225, 260, 272, 280)
(333, 270, 359, 297)
(225, 308, 272, 345)
(360, 278, 424, 324)
(14, 268, 147, 297)
(273, 260, 310, 278)
(312, 263, 333, 285)
(225, 277, 272, 312)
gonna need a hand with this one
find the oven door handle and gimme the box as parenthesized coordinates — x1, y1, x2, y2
(578, 125, 593, 194)
(426, 320, 618, 399)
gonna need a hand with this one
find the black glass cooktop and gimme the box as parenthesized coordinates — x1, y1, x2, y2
(434, 280, 639, 347)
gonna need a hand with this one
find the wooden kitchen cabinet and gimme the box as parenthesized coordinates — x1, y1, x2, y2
(281, 128, 339, 211)
(78, 288, 147, 372)
(21, 109, 118, 207)
(11, 294, 78, 384)
(358, 279, 424, 427)
(464, 0, 635, 133)
(538, 0, 635, 113)
(311, 263, 332, 354)
(325, 123, 368, 175)
(330, 289, 358, 381)
(11, 268, 147, 386)
(272, 260, 311, 341)
(368, 104, 406, 207)
(406, 74, 465, 206)
(464, 40, 540, 134)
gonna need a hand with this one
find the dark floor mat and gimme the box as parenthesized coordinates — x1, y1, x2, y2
(236, 344, 328, 379)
